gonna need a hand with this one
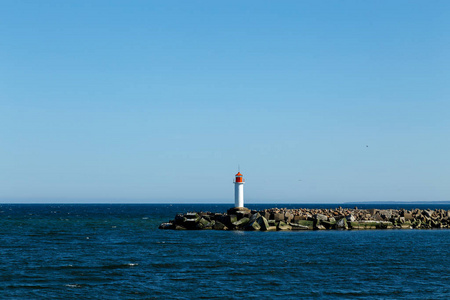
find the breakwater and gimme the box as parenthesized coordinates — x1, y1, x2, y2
(159, 207, 450, 230)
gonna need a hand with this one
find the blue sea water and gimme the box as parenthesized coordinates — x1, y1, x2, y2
(1, 203, 449, 299)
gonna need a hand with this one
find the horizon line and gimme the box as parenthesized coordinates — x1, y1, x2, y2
(1, 201, 449, 205)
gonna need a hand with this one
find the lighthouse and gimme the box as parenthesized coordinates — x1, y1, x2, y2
(233, 171, 245, 208)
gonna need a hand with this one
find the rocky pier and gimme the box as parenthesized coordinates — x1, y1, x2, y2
(159, 207, 450, 231)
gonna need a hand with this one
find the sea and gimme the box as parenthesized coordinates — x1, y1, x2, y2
(1, 203, 449, 299)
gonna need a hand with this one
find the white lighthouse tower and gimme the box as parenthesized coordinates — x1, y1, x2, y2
(233, 171, 245, 208)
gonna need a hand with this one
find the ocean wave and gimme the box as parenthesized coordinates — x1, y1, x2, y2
(101, 263, 139, 269)
(65, 284, 83, 288)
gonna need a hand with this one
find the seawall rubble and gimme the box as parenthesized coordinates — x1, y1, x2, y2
(159, 207, 450, 231)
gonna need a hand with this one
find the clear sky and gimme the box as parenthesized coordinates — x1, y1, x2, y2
(1, 0, 449, 203)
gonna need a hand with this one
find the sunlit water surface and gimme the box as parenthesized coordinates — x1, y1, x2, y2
(1, 204, 449, 299)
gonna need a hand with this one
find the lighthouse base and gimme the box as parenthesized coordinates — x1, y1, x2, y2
(227, 207, 251, 215)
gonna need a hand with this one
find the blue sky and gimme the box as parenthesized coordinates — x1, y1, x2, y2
(1, 1, 449, 203)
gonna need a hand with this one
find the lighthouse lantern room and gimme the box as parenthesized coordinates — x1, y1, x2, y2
(233, 172, 245, 208)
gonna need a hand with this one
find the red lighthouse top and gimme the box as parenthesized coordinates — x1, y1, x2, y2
(235, 172, 244, 183)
